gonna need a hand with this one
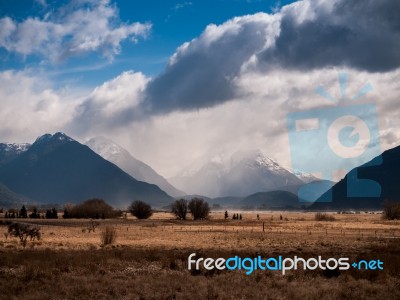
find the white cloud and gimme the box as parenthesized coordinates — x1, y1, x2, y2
(0, 67, 399, 180)
(0, 70, 83, 143)
(70, 71, 149, 133)
(76, 68, 399, 179)
(0, 0, 151, 62)
(174, 2, 192, 10)
(146, 12, 280, 113)
(146, 0, 400, 115)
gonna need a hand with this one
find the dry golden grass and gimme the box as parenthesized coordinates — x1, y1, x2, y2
(0, 211, 399, 299)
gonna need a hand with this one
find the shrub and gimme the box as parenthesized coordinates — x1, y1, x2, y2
(100, 226, 117, 246)
(128, 200, 153, 219)
(315, 212, 336, 221)
(188, 198, 210, 220)
(64, 199, 120, 219)
(86, 220, 100, 233)
(171, 199, 188, 220)
(7, 223, 41, 247)
(383, 201, 400, 220)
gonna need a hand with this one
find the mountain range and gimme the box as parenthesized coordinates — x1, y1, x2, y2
(170, 149, 319, 198)
(85, 136, 184, 197)
(1, 132, 396, 211)
(0, 133, 172, 208)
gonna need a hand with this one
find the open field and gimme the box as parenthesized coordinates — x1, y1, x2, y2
(1, 211, 400, 299)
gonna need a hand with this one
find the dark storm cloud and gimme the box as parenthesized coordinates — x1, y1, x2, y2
(144, 13, 278, 113)
(144, 0, 400, 114)
(260, 0, 400, 72)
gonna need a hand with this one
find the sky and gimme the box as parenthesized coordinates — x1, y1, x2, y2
(0, 0, 399, 180)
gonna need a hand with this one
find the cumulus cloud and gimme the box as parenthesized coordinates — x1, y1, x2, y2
(0, 70, 82, 143)
(0, 0, 151, 62)
(70, 71, 149, 133)
(144, 0, 400, 114)
(145, 13, 280, 113)
(260, 0, 400, 72)
(76, 68, 400, 178)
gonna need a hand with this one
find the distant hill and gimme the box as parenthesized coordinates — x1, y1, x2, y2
(0, 182, 31, 208)
(0, 132, 173, 208)
(209, 196, 244, 207)
(241, 191, 304, 209)
(86, 136, 185, 197)
(311, 145, 400, 210)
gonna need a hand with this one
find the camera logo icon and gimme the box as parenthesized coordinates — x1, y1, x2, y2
(286, 73, 382, 202)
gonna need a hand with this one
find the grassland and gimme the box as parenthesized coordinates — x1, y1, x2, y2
(0, 211, 400, 299)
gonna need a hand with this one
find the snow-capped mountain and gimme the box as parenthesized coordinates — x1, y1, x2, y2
(0, 132, 172, 207)
(0, 142, 31, 165)
(291, 169, 320, 184)
(170, 149, 306, 198)
(85, 136, 185, 197)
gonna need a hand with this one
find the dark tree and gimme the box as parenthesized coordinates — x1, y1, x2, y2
(383, 200, 400, 220)
(224, 211, 229, 220)
(171, 199, 188, 220)
(20, 205, 27, 218)
(64, 199, 120, 219)
(46, 208, 58, 219)
(239, 214, 242, 220)
(63, 208, 70, 219)
(233, 213, 236, 220)
(29, 207, 40, 219)
(128, 200, 153, 219)
(188, 198, 210, 220)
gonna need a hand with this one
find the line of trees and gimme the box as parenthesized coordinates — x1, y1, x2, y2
(125, 198, 211, 221)
(2, 198, 212, 221)
(4, 205, 58, 219)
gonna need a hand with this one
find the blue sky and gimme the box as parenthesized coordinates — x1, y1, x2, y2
(0, 0, 295, 87)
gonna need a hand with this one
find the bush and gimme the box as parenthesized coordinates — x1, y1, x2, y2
(128, 200, 153, 219)
(171, 199, 188, 220)
(100, 226, 117, 246)
(383, 201, 400, 220)
(188, 198, 210, 220)
(64, 199, 120, 219)
(7, 223, 41, 247)
(315, 212, 336, 221)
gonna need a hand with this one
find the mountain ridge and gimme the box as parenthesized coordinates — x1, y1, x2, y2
(85, 136, 185, 197)
(0, 132, 173, 208)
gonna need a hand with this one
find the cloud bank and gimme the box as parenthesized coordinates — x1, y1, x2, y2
(139, 0, 400, 115)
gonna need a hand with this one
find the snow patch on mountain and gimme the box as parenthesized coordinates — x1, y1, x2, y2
(170, 149, 305, 198)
